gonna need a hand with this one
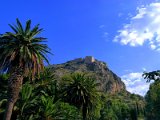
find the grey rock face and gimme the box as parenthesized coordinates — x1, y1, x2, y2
(50, 56, 126, 94)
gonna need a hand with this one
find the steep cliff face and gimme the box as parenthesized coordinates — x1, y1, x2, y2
(50, 56, 126, 94)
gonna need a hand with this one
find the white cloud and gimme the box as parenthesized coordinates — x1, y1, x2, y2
(114, 2, 160, 51)
(142, 67, 147, 71)
(103, 32, 108, 37)
(99, 25, 105, 28)
(118, 13, 123, 17)
(121, 72, 151, 96)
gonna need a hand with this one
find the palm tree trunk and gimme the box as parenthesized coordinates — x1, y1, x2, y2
(82, 106, 87, 120)
(4, 101, 14, 120)
(4, 68, 23, 120)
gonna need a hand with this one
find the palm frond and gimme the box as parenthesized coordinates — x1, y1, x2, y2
(8, 24, 18, 33)
(25, 20, 31, 34)
(0, 19, 52, 78)
(16, 18, 24, 34)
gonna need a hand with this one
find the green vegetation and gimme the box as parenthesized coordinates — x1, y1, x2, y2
(99, 92, 145, 120)
(143, 71, 160, 120)
(0, 69, 82, 120)
(60, 73, 99, 120)
(0, 68, 145, 119)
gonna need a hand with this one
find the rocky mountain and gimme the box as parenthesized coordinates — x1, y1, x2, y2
(50, 56, 126, 94)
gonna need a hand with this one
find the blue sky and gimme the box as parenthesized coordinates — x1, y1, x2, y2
(1, 0, 160, 96)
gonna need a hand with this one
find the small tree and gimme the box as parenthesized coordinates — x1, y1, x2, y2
(61, 72, 99, 120)
(143, 70, 160, 120)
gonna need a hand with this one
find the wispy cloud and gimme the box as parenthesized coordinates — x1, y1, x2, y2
(121, 72, 151, 96)
(99, 25, 105, 29)
(114, 2, 160, 51)
(118, 13, 123, 17)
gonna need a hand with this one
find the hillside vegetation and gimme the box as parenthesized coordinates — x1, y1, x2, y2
(0, 57, 145, 120)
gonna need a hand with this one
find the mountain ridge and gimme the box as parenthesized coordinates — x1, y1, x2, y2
(50, 56, 126, 94)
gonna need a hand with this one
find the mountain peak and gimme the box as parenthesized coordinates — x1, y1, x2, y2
(84, 56, 95, 63)
(51, 56, 125, 94)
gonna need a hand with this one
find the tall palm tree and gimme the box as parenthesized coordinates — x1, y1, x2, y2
(0, 19, 50, 120)
(61, 72, 99, 120)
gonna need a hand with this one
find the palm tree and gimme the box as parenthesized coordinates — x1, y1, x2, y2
(0, 74, 8, 118)
(0, 19, 50, 120)
(143, 70, 160, 82)
(61, 72, 99, 120)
